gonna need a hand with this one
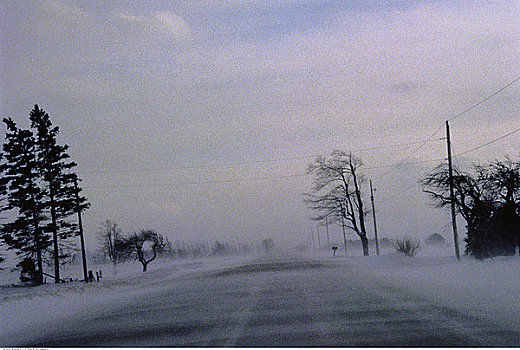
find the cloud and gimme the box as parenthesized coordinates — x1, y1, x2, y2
(41, 0, 86, 19)
(153, 11, 191, 39)
(2, 0, 519, 246)
(114, 10, 191, 40)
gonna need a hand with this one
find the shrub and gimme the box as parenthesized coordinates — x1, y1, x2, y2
(394, 235, 421, 257)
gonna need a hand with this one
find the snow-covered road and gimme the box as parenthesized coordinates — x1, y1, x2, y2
(8, 254, 520, 347)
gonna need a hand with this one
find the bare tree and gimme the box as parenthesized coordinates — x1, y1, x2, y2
(121, 230, 166, 272)
(421, 159, 520, 259)
(97, 220, 124, 265)
(420, 163, 488, 225)
(305, 151, 370, 256)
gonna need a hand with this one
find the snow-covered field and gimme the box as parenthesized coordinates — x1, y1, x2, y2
(2, 246, 520, 345)
(352, 247, 520, 330)
(299, 244, 520, 330)
(0, 254, 255, 344)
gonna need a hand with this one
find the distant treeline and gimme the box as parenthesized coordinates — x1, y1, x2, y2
(94, 220, 272, 265)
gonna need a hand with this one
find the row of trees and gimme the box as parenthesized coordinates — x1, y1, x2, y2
(305, 150, 520, 260)
(96, 220, 263, 271)
(0, 105, 88, 284)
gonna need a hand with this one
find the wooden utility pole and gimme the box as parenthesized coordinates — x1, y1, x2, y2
(369, 180, 380, 256)
(74, 177, 89, 282)
(446, 121, 461, 261)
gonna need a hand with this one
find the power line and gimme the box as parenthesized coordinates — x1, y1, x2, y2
(79, 156, 314, 175)
(338, 138, 444, 153)
(80, 74, 519, 180)
(376, 75, 520, 179)
(377, 181, 421, 205)
(83, 156, 446, 190)
(448, 76, 520, 123)
(378, 123, 445, 177)
(454, 125, 520, 157)
(380, 124, 520, 204)
(81, 77, 520, 191)
(77, 138, 444, 176)
(365, 157, 445, 171)
(82, 124, 519, 197)
(84, 173, 307, 189)
(81, 124, 520, 190)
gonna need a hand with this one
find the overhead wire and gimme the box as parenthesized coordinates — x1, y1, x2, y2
(375, 75, 520, 180)
(84, 173, 307, 189)
(448, 76, 520, 123)
(377, 181, 422, 206)
(83, 156, 448, 190)
(82, 76, 520, 192)
(376, 124, 520, 204)
(82, 123, 520, 191)
(368, 75, 520, 206)
(377, 123, 445, 178)
(365, 157, 445, 171)
(77, 138, 444, 176)
(454, 125, 520, 157)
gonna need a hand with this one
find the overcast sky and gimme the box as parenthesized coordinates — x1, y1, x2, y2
(1, 0, 519, 252)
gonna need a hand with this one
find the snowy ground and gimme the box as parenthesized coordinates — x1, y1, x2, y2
(351, 247, 520, 331)
(319, 244, 520, 330)
(2, 246, 520, 345)
(0, 254, 255, 344)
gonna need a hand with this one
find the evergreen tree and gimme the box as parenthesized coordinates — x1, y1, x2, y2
(0, 118, 50, 284)
(0, 151, 5, 266)
(29, 105, 89, 282)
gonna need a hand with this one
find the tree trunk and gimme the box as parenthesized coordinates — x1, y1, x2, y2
(30, 193, 44, 285)
(49, 185, 60, 283)
(140, 248, 156, 272)
(360, 235, 369, 256)
(350, 156, 368, 250)
(36, 244, 43, 285)
(341, 216, 348, 256)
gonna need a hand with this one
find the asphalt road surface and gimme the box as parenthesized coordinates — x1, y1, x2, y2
(20, 256, 520, 347)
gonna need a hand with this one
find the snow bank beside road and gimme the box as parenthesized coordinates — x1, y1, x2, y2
(345, 249, 520, 330)
(0, 255, 254, 345)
